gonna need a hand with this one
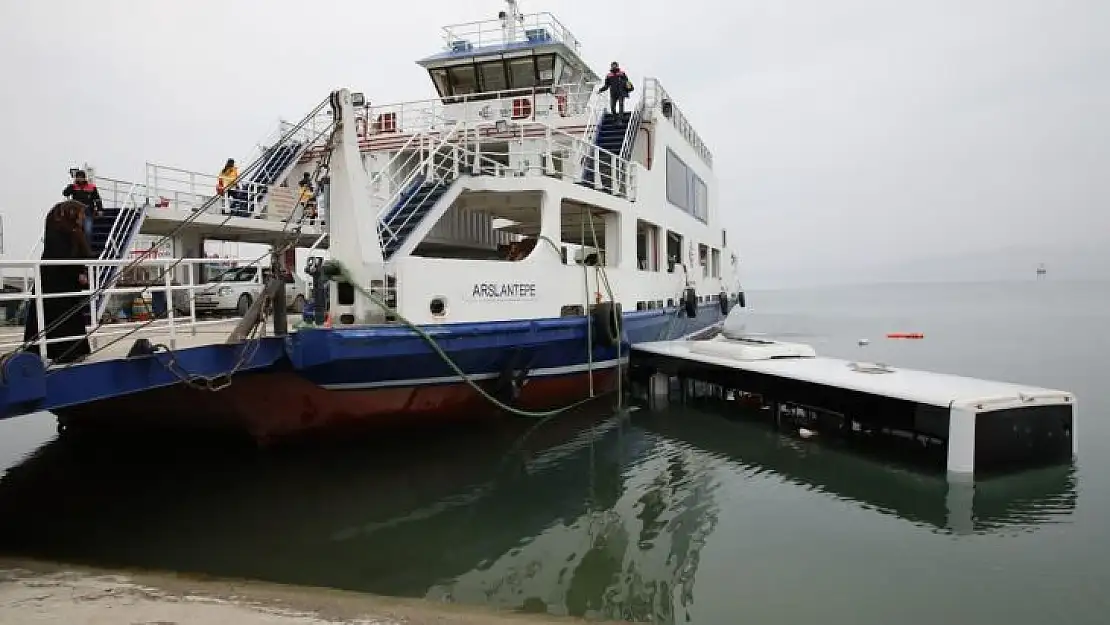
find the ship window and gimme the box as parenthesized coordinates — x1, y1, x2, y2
(429, 69, 449, 97)
(508, 57, 537, 89)
(535, 55, 555, 86)
(478, 61, 508, 93)
(666, 149, 688, 210)
(448, 65, 478, 96)
(666, 147, 707, 222)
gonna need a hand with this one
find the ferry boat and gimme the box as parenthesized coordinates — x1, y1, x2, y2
(0, 1, 743, 441)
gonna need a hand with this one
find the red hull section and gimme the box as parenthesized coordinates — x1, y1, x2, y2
(57, 368, 622, 443)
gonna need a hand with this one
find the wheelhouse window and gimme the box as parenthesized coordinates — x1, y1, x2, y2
(432, 53, 560, 101)
(448, 65, 478, 96)
(477, 60, 508, 93)
(535, 55, 555, 87)
(429, 69, 449, 97)
(507, 58, 536, 89)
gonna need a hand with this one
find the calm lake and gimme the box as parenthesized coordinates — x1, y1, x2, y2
(0, 280, 1106, 624)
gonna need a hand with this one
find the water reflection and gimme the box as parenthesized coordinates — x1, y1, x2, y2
(641, 405, 1078, 536)
(0, 403, 1078, 624)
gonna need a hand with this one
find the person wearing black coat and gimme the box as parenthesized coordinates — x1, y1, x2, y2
(598, 61, 633, 116)
(22, 200, 95, 363)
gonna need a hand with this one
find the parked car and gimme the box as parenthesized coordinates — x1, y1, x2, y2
(192, 266, 306, 317)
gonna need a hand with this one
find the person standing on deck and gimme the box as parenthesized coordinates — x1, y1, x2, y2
(62, 170, 102, 244)
(22, 200, 95, 364)
(297, 172, 318, 223)
(217, 158, 244, 214)
(598, 62, 632, 116)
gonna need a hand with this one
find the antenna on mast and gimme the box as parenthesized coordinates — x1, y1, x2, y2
(498, 0, 524, 43)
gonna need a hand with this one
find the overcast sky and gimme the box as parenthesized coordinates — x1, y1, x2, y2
(1, 0, 1106, 287)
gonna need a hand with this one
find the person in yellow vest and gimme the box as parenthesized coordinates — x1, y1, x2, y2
(297, 172, 318, 223)
(216, 158, 238, 194)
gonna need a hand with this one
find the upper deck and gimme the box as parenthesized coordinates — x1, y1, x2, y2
(421, 11, 584, 65)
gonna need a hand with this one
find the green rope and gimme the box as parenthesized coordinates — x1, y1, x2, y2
(328, 262, 614, 419)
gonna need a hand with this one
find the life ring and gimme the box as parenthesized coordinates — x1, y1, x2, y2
(718, 291, 729, 315)
(555, 91, 568, 116)
(683, 287, 697, 318)
(592, 301, 622, 348)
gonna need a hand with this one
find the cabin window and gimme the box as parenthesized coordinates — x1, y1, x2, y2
(722, 228, 727, 247)
(666, 148, 707, 222)
(508, 58, 537, 89)
(636, 219, 661, 271)
(429, 69, 449, 97)
(711, 248, 721, 277)
(665, 229, 682, 273)
(448, 65, 478, 96)
(665, 149, 688, 210)
(535, 55, 555, 86)
(478, 61, 508, 93)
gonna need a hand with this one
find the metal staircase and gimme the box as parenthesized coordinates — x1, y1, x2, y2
(376, 123, 465, 260)
(90, 183, 148, 320)
(580, 112, 632, 195)
(579, 84, 645, 193)
(379, 174, 457, 259)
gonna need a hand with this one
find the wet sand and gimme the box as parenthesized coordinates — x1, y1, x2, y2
(0, 559, 629, 625)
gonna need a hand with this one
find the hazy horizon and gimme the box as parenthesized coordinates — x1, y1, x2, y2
(1, 0, 1106, 289)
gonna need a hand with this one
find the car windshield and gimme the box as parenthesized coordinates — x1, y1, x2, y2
(208, 267, 258, 283)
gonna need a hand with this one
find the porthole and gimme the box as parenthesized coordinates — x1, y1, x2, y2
(430, 297, 447, 317)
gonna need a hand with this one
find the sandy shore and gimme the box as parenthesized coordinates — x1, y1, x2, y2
(0, 558, 629, 625)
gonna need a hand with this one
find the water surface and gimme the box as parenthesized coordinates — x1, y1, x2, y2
(0, 280, 1106, 624)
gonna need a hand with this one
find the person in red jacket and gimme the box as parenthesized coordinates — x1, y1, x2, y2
(598, 61, 633, 116)
(63, 170, 103, 244)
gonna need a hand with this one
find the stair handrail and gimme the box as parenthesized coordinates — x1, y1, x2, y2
(367, 129, 443, 211)
(93, 182, 150, 320)
(377, 121, 466, 245)
(574, 88, 607, 179)
(98, 182, 141, 261)
(619, 89, 647, 162)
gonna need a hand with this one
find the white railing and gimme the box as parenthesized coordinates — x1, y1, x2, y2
(377, 122, 467, 248)
(375, 118, 640, 256)
(440, 12, 581, 53)
(94, 183, 150, 319)
(367, 131, 444, 212)
(0, 256, 279, 362)
(93, 175, 140, 208)
(359, 82, 597, 138)
(641, 78, 713, 169)
(620, 97, 646, 162)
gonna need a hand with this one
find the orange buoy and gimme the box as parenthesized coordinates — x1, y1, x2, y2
(886, 332, 924, 339)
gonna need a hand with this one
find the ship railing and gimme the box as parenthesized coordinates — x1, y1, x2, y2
(640, 77, 713, 169)
(93, 175, 141, 208)
(575, 88, 608, 178)
(377, 122, 468, 248)
(368, 130, 447, 212)
(374, 119, 638, 245)
(440, 12, 581, 54)
(94, 182, 150, 319)
(0, 255, 280, 363)
(361, 81, 596, 137)
(141, 163, 270, 217)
